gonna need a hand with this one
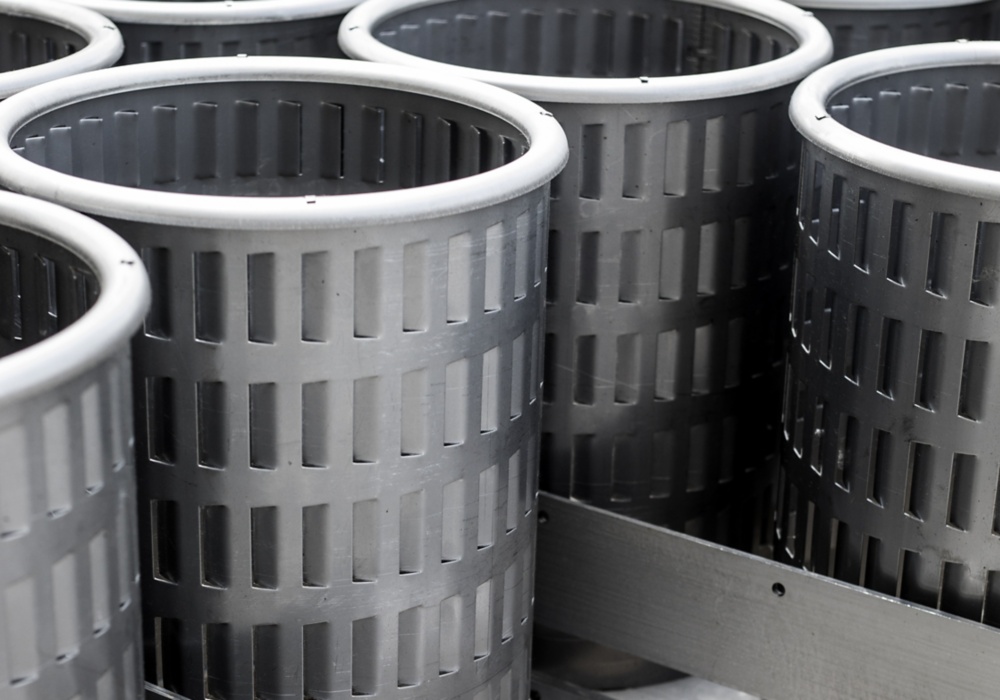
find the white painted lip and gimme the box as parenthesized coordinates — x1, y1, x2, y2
(0, 0, 122, 99)
(338, 0, 833, 104)
(793, 0, 986, 9)
(57, 0, 357, 25)
(0, 56, 569, 230)
(790, 41, 1000, 200)
(0, 192, 150, 409)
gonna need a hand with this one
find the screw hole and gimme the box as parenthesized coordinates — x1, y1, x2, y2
(538, 511, 549, 524)
(772, 582, 786, 597)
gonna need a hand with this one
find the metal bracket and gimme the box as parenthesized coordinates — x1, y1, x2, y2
(533, 494, 1000, 700)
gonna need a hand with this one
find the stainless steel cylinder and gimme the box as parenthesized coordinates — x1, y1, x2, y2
(0, 193, 149, 699)
(0, 56, 567, 699)
(0, 0, 122, 97)
(59, 0, 356, 63)
(781, 41, 1000, 624)
(794, 0, 1000, 59)
(341, 0, 832, 544)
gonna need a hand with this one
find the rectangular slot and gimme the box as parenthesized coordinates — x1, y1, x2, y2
(203, 624, 232, 699)
(502, 563, 517, 642)
(439, 595, 462, 675)
(302, 504, 329, 587)
(301, 252, 328, 342)
(400, 111, 425, 188)
(475, 580, 492, 659)
(887, 201, 910, 284)
(664, 120, 690, 196)
(905, 442, 933, 521)
(615, 333, 641, 404)
(692, 324, 713, 395)
(352, 377, 379, 463)
(193, 102, 217, 179)
(303, 623, 334, 700)
(867, 430, 892, 507)
(113, 110, 139, 187)
(481, 346, 500, 434)
(152, 105, 177, 184)
(250, 506, 278, 589)
(844, 305, 869, 385)
(146, 377, 175, 464)
(697, 222, 721, 295)
(153, 617, 182, 691)
(904, 86, 934, 155)
(89, 531, 111, 631)
(736, 110, 756, 186)
(484, 222, 504, 312)
(835, 415, 858, 491)
(515, 210, 531, 300)
(398, 607, 423, 688)
(301, 381, 329, 468)
(478, 464, 498, 549)
(42, 403, 71, 516)
(319, 102, 344, 179)
(577, 230, 600, 304)
(444, 358, 470, 446)
(809, 160, 825, 241)
(361, 106, 387, 184)
(249, 383, 278, 469)
(447, 232, 472, 323)
(854, 188, 874, 271)
(200, 505, 230, 588)
(828, 175, 845, 257)
(622, 122, 648, 198)
(194, 251, 225, 343)
(276, 100, 303, 176)
(574, 335, 597, 405)
(354, 247, 382, 339)
(247, 253, 276, 343)
(580, 124, 603, 199)
(658, 227, 684, 300)
(399, 491, 425, 574)
(402, 241, 429, 331)
(915, 330, 943, 410)
(654, 330, 679, 401)
(52, 553, 79, 657)
(972, 221, 1000, 305)
(234, 100, 259, 176)
(352, 499, 378, 583)
(510, 333, 525, 419)
(506, 451, 522, 533)
(196, 381, 227, 468)
(958, 340, 989, 421)
(619, 230, 643, 302)
(5, 577, 39, 685)
(151, 499, 179, 583)
(876, 317, 901, 399)
(948, 453, 979, 531)
(141, 247, 171, 339)
(927, 212, 955, 296)
(442, 478, 464, 563)
(401, 369, 428, 456)
(702, 116, 725, 192)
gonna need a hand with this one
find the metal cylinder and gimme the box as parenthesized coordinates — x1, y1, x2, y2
(781, 41, 1000, 624)
(0, 56, 567, 699)
(58, 0, 357, 63)
(0, 192, 150, 699)
(341, 0, 832, 544)
(0, 0, 122, 97)
(793, 0, 1000, 59)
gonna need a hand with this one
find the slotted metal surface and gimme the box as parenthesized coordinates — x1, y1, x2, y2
(0, 195, 149, 700)
(781, 42, 1000, 628)
(61, 0, 352, 63)
(794, 1, 1000, 59)
(0, 57, 568, 700)
(341, 0, 832, 546)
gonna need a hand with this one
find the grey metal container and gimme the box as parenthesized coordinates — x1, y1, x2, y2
(780, 41, 1000, 624)
(58, 0, 356, 63)
(0, 192, 149, 699)
(0, 56, 568, 699)
(0, 0, 122, 97)
(341, 0, 832, 545)
(794, 0, 1000, 59)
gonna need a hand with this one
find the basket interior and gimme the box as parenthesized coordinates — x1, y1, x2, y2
(371, 0, 799, 79)
(0, 228, 97, 358)
(0, 14, 86, 72)
(10, 80, 530, 197)
(827, 64, 1000, 170)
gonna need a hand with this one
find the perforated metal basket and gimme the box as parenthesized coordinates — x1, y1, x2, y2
(0, 0, 122, 98)
(780, 41, 1000, 624)
(0, 56, 567, 699)
(59, 0, 355, 63)
(794, 0, 1000, 59)
(0, 192, 149, 700)
(341, 0, 832, 545)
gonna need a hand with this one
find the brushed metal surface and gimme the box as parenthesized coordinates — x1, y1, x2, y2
(534, 493, 1000, 700)
(0, 57, 567, 700)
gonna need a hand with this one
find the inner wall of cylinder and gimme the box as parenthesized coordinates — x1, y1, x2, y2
(11, 81, 530, 197)
(0, 16, 86, 72)
(828, 64, 1000, 171)
(0, 228, 98, 358)
(373, 0, 798, 78)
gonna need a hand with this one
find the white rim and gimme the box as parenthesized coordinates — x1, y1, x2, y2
(794, 0, 986, 9)
(0, 56, 569, 230)
(0, 191, 149, 408)
(339, 0, 833, 104)
(0, 0, 122, 99)
(58, 0, 359, 25)
(790, 41, 1000, 200)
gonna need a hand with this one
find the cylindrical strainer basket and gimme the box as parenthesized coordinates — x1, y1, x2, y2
(0, 0, 122, 98)
(794, 0, 1000, 59)
(0, 56, 568, 700)
(0, 192, 149, 699)
(341, 0, 832, 545)
(780, 41, 1000, 624)
(59, 0, 357, 63)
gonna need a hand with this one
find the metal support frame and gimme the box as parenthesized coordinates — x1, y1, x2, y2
(534, 494, 1000, 700)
